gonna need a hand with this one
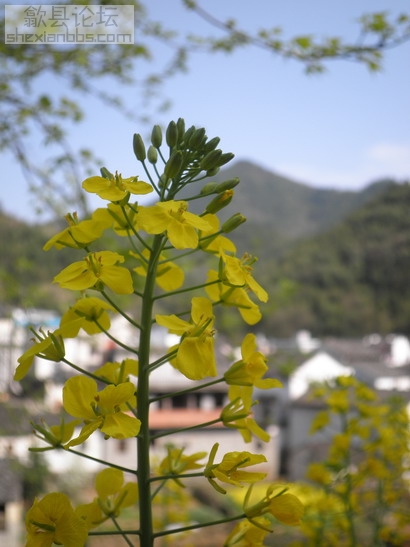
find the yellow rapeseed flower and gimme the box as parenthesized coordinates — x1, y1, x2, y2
(245, 485, 304, 526)
(206, 269, 262, 325)
(53, 250, 134, 294)
(43, 210, 111, 250)
(199, 213, 236, 255)
(59, 296, 116, 337)
(137, 200, 211, 249)
(156, 297, 217, 380)
(221, 252, 268, 302)
(94, 358, 139, 385)
(133, 249, 184, 291)
(63, 376, 140, 446)
(25, 492, 88, 547)
(268, 493, 305, 525)
(224, 333, 282, 390)
(205, 443, 267, 494)
(15, 329, 65, 381)
(82, 172, 153, 201)
(222, 392, 270, 443)
(158, 446, 207, 487)
(224, 517, 272, 546)
(31, 418, 81, 450)
(76, 468, 138, 529)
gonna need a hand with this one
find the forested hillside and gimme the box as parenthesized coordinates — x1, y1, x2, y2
(262, 183, 410, 336)
(210, 160, 394, 256)
(0, 212, 75, 311)
(1, 164, 407, 338)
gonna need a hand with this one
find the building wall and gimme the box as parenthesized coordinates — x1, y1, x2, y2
(0, 501, 24, 547)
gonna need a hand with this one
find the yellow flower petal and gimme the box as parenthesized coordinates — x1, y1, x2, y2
(177, 336, 217, 380)
(95, 468, 124, 498)
(63, 376, 97, 420)
(101, 413, 141, 439)
(269, 493, 304, 525)
(25, 493, 88, 547)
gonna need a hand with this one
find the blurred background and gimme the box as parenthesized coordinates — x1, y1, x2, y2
(1, 2, 410, 545)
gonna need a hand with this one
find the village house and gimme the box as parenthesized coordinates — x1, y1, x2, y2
(1, 308, 410, 505)
(268, 332, 410, 480)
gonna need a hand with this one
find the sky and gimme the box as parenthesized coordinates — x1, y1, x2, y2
(2, 0, 410, 223)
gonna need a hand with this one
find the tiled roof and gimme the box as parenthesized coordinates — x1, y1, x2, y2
(322, 337, 410, 385)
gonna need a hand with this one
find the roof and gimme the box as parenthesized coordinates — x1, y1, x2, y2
(322, 337, 410, 387)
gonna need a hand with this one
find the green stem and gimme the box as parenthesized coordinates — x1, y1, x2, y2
(151, 418, 221, 440)
(150, 377, 225, 404)
(121, 204, 153, 251)
(147, 348, 178, 372)
(137, 234, 165, 547)
(88, 530, 139, 537)
(153, 513, 246, 538)
(150, 478, 167, 501)
(153, 278, 220, 300)
(66, 447, 136, 475)
(340, 412, 358, 547)
(94, 319, 139, 356)
(110, 515, 135, 547)
(60, 358, 107, 383)
(149, 471, 204, 484)
(140, 160, 161, 195)
(100, 289, 142, 330)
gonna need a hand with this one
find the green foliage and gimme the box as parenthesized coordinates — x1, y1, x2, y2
(268, 183, 410, 336)
(292, 377, 410, 546)
(183, 1, 410, 73)
(0, 212, 77, 310)
(191, 161, 393, 257)
(1, 167, 407, 339)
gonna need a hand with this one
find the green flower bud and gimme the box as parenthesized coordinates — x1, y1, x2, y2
(217, 152, 235, 167)
(200, 149, 223, 171)
(133, 133, 146, 161)
(215, 177, 240, 193)
(206, 167, 220, 177)
(221, 213, 246, 233)
(166, 121, 178, 148)
(204, 136, 221, 153)
(189, 127, 206, 150)
(151, 125, 163, 148)
(182, 126, 195, 147)
(147, 145, 158, 164)
(100, 167, 113, 179)
(176, 118, 185, 143)
(164, 150, 183, 179)
(205, 189, 234, 214)
(200, 182, 218, 196)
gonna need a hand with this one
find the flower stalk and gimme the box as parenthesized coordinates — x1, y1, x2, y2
(15, 119, 301, 547)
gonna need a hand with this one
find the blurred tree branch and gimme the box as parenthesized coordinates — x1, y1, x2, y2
(1, 0, 409, 218)
(184, 1, 410, 73)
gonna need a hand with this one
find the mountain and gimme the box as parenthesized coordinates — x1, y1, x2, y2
(204, 160, 394, 256)
(0, 211, 75, 312)
(262, 182, 410, 336)
(0, 161, 404, 337)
